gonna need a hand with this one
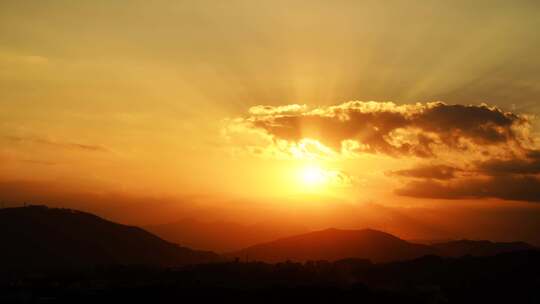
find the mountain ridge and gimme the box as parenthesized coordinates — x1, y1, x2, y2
(229, 227, 436, 263)
(229, 227, 536, 263)
(2, 206, 535, 271)
(0, 205, 219, 272)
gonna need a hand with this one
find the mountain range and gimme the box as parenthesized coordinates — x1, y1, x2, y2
(230, 228, 534, 263)
(0, 206, 535, 272)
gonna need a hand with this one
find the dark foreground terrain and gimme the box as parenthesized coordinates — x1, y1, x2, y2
(1, 250, 539, 304)
(1, 206, 538, 303)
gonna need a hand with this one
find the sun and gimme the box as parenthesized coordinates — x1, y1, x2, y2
(300, 165, 328, 187)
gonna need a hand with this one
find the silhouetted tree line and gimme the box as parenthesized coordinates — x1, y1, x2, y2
(1, 250, 539, 303)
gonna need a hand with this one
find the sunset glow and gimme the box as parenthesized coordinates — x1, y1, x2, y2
(0, 0, 540, 248)
(2, 2, 540, 300)
(300, 166, 328, 188)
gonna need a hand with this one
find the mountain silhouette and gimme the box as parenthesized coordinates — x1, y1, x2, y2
(145, 218, 307, 252)
(3, 205, 535, 274)
(230, 228, 436, 263)
(0, 205, 219, 272)
(231, 228, 536, 263)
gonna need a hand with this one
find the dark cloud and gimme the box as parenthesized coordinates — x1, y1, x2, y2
(245, 102, 528, 157)
(475, 151, 540, 175)
(389, 165, 461, 180)
(5, 136, 109, 152)
(396, 175, 540, 202)
(414, 103, 521, 145)
(393, 150, 540, 202)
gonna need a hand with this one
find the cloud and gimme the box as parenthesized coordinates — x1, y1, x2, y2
(248, 104, 308, 115)
(475, 150, 540, 175)
(229, 101, 531, 158)
(396, 175, 540, 202)
(392, 150, 540, 202)
(228, 100, 540, 203)
(5, 136, 109, 152)
(389, 164, 462, 180)
(318, 169, 355, 188)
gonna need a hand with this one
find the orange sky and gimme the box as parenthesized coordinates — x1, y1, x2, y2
(1, 1, 540, 245)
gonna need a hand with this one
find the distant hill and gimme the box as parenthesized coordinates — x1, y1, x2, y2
(230, 228, 536, 263)
(230, 228, 436, 263)
(145, 218, 307, 252)
(0, 206, 219, 272)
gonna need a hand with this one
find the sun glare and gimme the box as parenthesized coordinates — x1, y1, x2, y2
(300, 166, 328, 187)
